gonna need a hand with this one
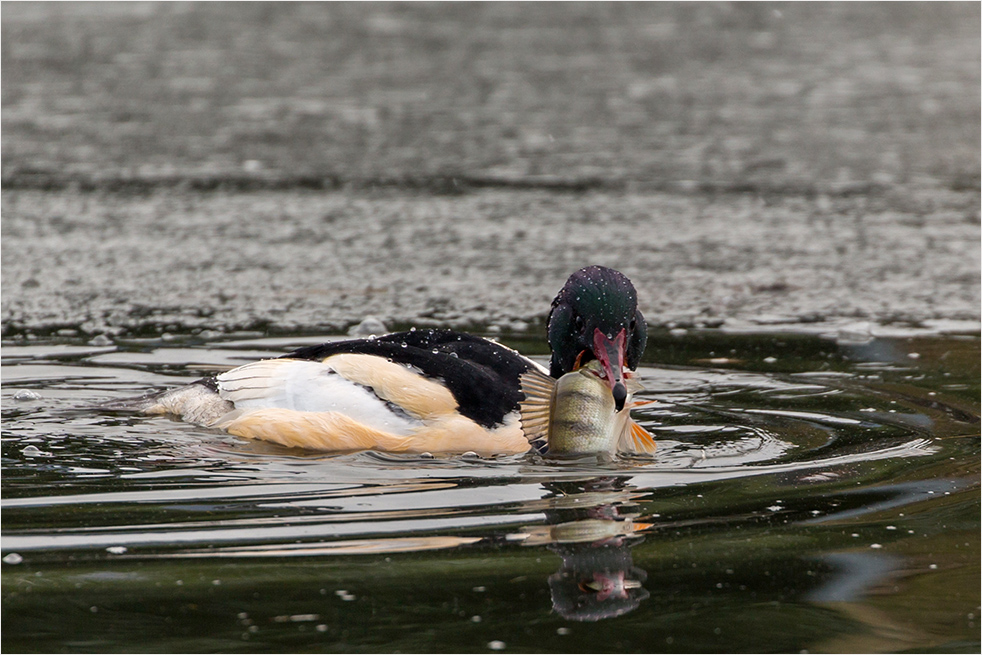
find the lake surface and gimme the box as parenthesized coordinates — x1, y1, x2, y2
(2, 328, 979, 653)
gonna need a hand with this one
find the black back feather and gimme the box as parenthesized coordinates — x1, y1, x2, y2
(283, 329, 535, 429)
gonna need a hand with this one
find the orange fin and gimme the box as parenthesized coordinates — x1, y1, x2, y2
(629, 419, 657, 454)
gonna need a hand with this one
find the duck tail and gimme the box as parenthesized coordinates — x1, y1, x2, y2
(99, 378, 232, 427)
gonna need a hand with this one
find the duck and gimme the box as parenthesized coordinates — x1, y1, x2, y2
(123, 266, 655, 456)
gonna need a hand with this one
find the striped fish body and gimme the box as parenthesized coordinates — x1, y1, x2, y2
(519, 360, 626, 455)
(548, 366, 620, 454)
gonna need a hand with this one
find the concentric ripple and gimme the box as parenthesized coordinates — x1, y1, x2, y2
(2, 332, 978, 652)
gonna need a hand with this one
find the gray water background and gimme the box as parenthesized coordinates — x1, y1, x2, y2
(2, 3, 979, 338)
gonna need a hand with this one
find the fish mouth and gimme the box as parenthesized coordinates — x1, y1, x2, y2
(591, 328, 628, 411)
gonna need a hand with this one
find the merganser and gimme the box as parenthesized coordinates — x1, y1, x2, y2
(122, 266, 655, 456)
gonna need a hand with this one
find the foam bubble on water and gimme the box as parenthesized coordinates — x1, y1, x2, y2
(275, 614, 320, 622)
(488, 640, 506, 650)
(349, 316, 387, 336)
(89, 334, 114, 346)
(13, 390, 42, 401)
(836, 321, 874, 345)
(3, 553, 24, 565)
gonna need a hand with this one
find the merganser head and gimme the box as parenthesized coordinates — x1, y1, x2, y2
(547, 266, 647, 411)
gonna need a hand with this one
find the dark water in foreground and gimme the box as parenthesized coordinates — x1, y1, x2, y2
(2, 329, 979, 653)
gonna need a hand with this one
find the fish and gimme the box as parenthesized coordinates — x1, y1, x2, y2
(518, 359, 656, 456)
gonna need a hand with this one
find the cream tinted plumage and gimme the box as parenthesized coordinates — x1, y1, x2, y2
(114, 266, 653, 455)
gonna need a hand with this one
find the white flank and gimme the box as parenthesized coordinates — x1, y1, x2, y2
(216, 359, 421, 435)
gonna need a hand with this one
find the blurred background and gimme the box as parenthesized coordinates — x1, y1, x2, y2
(2, 2, 979, 337)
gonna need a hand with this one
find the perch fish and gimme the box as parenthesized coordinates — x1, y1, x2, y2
(519, 359, 655, 455)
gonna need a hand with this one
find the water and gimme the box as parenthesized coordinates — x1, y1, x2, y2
(2, 329, 979, 653)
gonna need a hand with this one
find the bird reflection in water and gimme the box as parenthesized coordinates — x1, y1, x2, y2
(517, 477, 650, 622)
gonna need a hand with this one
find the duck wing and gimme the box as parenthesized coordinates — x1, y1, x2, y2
(284, 329, 542, 429)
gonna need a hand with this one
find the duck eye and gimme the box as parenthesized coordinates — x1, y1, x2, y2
(629, 318, 637, 332)
(573, 315, 585, 333)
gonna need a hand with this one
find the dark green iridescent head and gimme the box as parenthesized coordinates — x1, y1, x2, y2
(547, 266, 647, 407)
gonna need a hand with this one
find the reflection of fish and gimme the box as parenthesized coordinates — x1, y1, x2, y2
(518, 518, 653, 546)
(519, 360, 656, 455)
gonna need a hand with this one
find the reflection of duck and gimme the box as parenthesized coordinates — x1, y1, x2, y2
(522, 478, 651, 622)
(548, 540, 650, 622)
(120, 266, 652, 455)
